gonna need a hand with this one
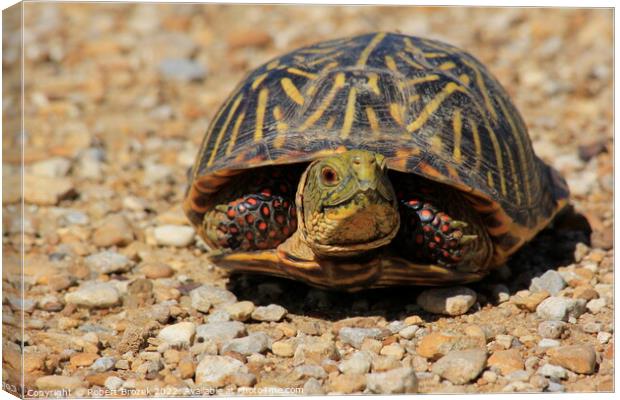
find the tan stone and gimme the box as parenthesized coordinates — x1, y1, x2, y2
(24, 174, 75, 206)
(70, 352, 99, 367)
(487, 349, 524, 375)
(272, 340, 296, 357)
(328, 373, 366, 393)
(380, 344, 405, 360)
(573, 285, 599, 300)
(512, 291, 550, 312)
(140, 262, 174, 279)
(547, 345, 597, 374)
(416, 332, 483, 360)
(177, 356, 195, 379)
(92, 214, 134, 247)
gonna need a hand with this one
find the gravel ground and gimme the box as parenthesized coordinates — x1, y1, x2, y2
(2, 4, 612, 396)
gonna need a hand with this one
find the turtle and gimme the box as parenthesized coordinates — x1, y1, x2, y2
(184, 32, 569, 291)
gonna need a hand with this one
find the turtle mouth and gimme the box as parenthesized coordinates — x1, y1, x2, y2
(314, 190, 400, 248)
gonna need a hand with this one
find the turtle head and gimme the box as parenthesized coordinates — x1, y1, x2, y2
(297, 149, 400, 257)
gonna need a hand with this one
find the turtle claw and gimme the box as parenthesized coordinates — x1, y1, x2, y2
(449, 220, 468, 229)
(459, 234, 478, 245)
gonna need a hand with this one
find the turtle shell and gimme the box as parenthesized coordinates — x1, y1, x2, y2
(185, 32, 569, 265)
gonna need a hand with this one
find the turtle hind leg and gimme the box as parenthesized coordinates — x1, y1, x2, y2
(202, 167, 298, 251)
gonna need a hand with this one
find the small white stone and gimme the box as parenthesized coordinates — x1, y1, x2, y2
(482, 370, 497, 383)
(85, 251, 132, 274)
(251, 304, 287, 322)
(338, 351, 372, 375)
(64, 282, 120, 308)
(398, 325, 419, 340)
(154, 225, 195, 247)
(495, 334, 514, 349)
(104, 376, 124, 391)
(538, 338, 560, 349)
(158, 322, 196, 347)
(597, 331, 612, 344)
(417, 286, 477, 316)
(586, 298, 606, 314)
(538, 363, 567, 380)
(30, 157, 72, 178)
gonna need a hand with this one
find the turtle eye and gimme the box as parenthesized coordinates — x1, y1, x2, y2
(320, 166, 339, 186)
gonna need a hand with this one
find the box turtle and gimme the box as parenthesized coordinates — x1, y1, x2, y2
(184, 32, 569, 291)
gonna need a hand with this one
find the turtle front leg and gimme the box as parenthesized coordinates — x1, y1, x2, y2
(396, 198, 476, 267)
(202, 168, 298, 251)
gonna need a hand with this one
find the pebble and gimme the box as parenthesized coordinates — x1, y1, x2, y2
(272, 340, 296, 357)
(153, 225, 195, 247)
(538, 363, 567, 380)
(488, 349, 524, 375)
(84, 251, 131, 274)
(417, 286, 477, 316)
(529, 270, 566, 295)
(495, 334, 514, 349)
(70, 352, 99, 367)
(339, 327, 383, 349)
(158, 322, 196, 347)
(143, 163, 172, 184)
(366, 367, 418, 394)
(251, 304, 287, 322)
(583, 321, 603, 333)
(416, 332, 483, 360)
(207, 309, 231, 323)
(536, 297, 586, 321)
(104, 376, 124, 391)
(502, 381, 536, 392)
(538, 321, 567, 339)
(328, 373, 366, 393)
(30, 157, 72, 178)
(93, 214, 134, 248)
(586, 298, 606, 314)
(506, 370, 530, 382)
(338, 351, 372, 375)
(512, 290, 550, 312)
(294, 364, 327, 380)
(387, 320, 407, 333)
(65, 281, 120, 308)
(380, 343, 405, 359)
(431, 349, 488, 385)
(61, 210, 90, 226)
(195, 355, 248, 387)
(546, 381, 565, 392)
(223, 301, 255, 321)
(398, 325, 419, 339)
(547, 345, 597, 374)
(91, 357, 116, 372)
(492, 284, 511, 303)
(190, 285, 237, 312)
(573, 285, 599, 300)
(24, 174, 75, 206)
(36, 375, 86, 390)
(195, 321, 246, 345)
(538, 338, 560, 349)
(295, 336, 338, 363)
(482, 370, 498, 383)
(158, 58, 206, 82)
(221, 332, 271, 355)
(303, 378, 325, 395)
(597, 331, 612, 344)
(139, 262, 174, 279)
